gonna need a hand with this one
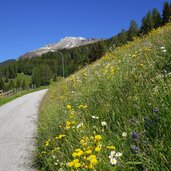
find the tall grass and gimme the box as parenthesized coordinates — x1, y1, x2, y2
(35, 24, 171, 171)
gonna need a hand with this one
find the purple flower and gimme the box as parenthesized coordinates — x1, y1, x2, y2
(131, 145, 138, 154)
(131, 132, 139, 141)
(153, 107, 158, 113)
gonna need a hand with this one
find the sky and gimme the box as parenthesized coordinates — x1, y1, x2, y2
(0, 0, 168, 62)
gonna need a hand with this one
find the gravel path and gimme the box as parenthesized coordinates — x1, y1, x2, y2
(0, 89, 48, 171)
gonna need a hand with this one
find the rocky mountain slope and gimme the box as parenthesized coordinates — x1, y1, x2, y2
(19, 37, 99, 59)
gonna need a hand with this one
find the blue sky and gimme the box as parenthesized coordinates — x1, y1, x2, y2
(0, 0, 167, 62)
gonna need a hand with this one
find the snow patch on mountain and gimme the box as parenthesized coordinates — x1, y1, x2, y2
(20, 37, 99, 59)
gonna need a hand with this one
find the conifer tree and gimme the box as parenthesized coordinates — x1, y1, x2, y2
(140, 11, 154, 34)
(32, 65, 53, 86)
(152, 8, 162, 28)
(118, 29, 128, 44)
(128, 20, 139, 41)
(162, 1, 171, 24)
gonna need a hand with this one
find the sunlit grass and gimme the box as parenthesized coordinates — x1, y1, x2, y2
(35, 24, 171, 171)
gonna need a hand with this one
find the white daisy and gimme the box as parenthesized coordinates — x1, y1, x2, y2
(110, 157, 117, 165)
(122, 132, 127, 137)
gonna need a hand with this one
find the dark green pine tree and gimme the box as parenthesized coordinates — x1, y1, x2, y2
(32, 67, 41, 87)
(118, 29, 128, 44)
(140, 11, 154, 34)
(32, 65, 53, 86)
(88, 41, 105, 63)
(127, 20, 139, 41)
(162, 1, 171, 24)
(146, 11, 154, 31)
(152, 8, 162, 28)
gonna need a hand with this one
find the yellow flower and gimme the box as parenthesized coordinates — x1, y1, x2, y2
(110, 67, 115, 75)
(77, 150, 84, 157)
(55, 134, 66, 139)
(70, 111, 75, 118)
(72, 152, 78, 158)
(73, 159, 79, 163)
(132, 54, 136, 58)
(85, 150, 92, 154)
(75, 148, 82, 152)
(45, 139, 50, 147)
(67, 104, 72, 110)
(42, 151, 46, 154)
(88, 155, 98, 165)
(94, 135, 102, 141)
(140, 63, 144, 67)
(79, 105, 88, 109)
(83, 105, 87, 108)
(74, 162, 81, 168)
(106, 146, 115, 149)
(66, 121, 71, 129)
(68, 161, 74, 167)
(72, 149, 84, 157)
(91, 158, 97, 165)
(55, 147, 60, 150)
(80, 137, 88, 146)
(95, 146, 101, 152)
(79, 104, 84, 109)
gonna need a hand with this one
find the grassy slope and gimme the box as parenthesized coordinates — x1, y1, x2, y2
(36, 24, 171, 171)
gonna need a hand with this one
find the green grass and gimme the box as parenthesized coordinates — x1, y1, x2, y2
(35, 24, 171, 171)
(0, 86, 49, 106)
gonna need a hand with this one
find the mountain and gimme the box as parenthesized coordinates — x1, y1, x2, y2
(19, 37, 99, 59)
(0, 59, 16, 66)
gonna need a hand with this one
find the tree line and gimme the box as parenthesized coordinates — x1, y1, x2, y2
(0, 1, 171, 91)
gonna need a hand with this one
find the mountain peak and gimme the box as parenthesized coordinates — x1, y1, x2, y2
(20, 36, 99, 59)
(62, 36, 86, 40)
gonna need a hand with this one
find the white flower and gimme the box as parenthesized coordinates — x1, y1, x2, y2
(110, 157, 117, 165)
(163, 49, 167, 53)
(101, 121, 107, 126)
(109, 151, 116, 159)
(122, 132, 127, 137)
(160, 46, 165, 50)
(115, 152, 123, 157)
(111, 151, 116, 155)
(77, 122, 83, 129)
(92, 115, 99, 119)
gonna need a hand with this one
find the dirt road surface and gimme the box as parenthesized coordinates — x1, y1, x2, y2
(0, 89, 47, 171)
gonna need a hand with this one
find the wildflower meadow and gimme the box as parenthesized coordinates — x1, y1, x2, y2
(35, 24, 171, 171)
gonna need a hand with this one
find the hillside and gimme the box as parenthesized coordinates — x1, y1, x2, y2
(36, 24, 171, 171)
(0, 59, 16, 66)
